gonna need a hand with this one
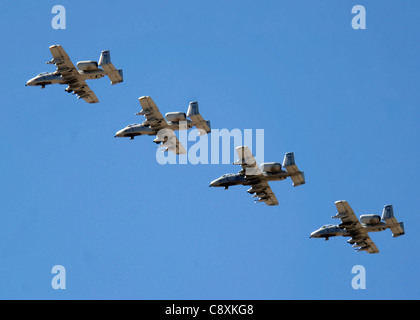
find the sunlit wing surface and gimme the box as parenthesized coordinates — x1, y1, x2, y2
(234, 146, 262, 176)
(49, 45, 99, 103)
(249, 181, 279, 206)
(157, 129, 186, 155)
(137, 97, 185, 154)
(234, 146, 278, 206)
(138, 96, 167, 130)
(354, 236, 379, 254)
(335, 200, 380, 254)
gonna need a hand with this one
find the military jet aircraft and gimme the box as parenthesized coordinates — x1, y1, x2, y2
(26, 45, 123, 103)
(209, 146, 305, 206)
(310, 200, 405, 254)
(114, 96, 211, 154)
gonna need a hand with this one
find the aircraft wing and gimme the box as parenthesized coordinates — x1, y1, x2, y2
(233, 146, 262, 176)
(351, 235, 379, 254)
(248, 180, 279, 206)
(233, 146, 278, 206)
(157, 128, 186, 155)
(334, 200, 380, 254)
(137, 96, 167, 130)
(49, 45, 99, 103)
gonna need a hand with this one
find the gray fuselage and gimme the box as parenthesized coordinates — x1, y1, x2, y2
(26, 69, 106, 88)
(114, 120, 195, 139)
(310, 223, 389, 240)
(209, 171, 290, 189)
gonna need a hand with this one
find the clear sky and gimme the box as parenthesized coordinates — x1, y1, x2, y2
(0, 0, 419, 299)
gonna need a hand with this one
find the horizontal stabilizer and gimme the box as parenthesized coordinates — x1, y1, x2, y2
(282, 152, 305, 187)
(99, 50, 123, 85)
(382, 205, 405, 237)
(187, 102, 211, 135)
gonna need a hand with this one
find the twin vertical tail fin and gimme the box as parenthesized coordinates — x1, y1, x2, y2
(187, 101, 211, 135)
(282, 152, 305, 187)
(99, 50, 123, 85)
(382, 205, 405, 237)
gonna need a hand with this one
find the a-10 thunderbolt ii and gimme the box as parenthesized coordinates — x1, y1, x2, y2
(209, 146, 305, 206)
(310, 200, 405, 254)
(26, 45, 123, 103)
(114, 96, 211, 154)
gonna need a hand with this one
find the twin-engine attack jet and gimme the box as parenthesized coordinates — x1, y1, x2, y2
(26, 45, 123, 103)
(114, 96, 211, 154)
(310, 200, 405, 254)
(209, 146, 305, 206)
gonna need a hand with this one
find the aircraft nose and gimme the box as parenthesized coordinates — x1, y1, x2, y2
(209, 180, 218, 187)
(26, 78, 36, 86)
(114, 130, 124, 138)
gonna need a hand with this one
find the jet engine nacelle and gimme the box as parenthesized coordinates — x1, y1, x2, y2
(261, 162, 282, 173)
(360, 214, 381, 225)
(77, 61, 99, 71)
(165, 112, 187, 123)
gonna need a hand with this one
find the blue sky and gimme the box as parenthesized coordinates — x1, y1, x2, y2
(0, 0, 419, 299)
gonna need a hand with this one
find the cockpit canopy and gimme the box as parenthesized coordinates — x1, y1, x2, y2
(221, 173, 235, 178)
(126, 124, 139, 128)
(321, 224, 334, 229)
(38, 72, 50, 76)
